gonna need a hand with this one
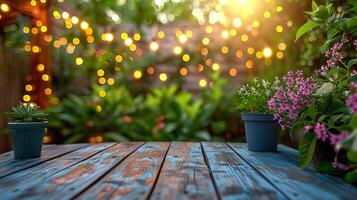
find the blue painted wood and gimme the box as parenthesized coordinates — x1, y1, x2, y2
(228, 143, 357, 200)
(0, 144, 88, 178)
(0, 145, 53, 164)
(77, 142, 170, 200)
(150, 142, 218, 200)
(201, 142, 287, 200)
(0, 143, 115, 200)
(15, 142, 143, 200)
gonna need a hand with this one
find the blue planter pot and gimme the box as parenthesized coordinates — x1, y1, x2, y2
(241, 113, 278, 152)
(8, 122, 47, 159)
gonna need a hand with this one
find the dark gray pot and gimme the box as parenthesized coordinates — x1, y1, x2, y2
(241, 113, 278, 152)
(8, 122, 47, 159)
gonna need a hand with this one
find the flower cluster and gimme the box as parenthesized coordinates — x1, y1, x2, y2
(305, 123, 349, 146)
(268, 70, 315, 129)
(316, 37, 349, 75)
(236, 78, 278, 113)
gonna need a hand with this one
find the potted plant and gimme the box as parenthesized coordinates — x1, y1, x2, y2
(6, 103, 48, 159)
(236, 78, 279, 152)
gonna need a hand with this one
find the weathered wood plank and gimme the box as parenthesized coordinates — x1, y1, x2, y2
(0, 144, 89, 178)
(0, 144, 53, 163)
(14, 142, 144, 200)
(150, 142, 218, 200)
(201, 142, 287, 200)
(77, 142, 170, 200)
(0, 143, 115, 200)
(229, 143, 357, 200)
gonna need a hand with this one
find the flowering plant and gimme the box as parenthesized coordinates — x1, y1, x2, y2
(236, 78, 277, 113)
(274, 0, 357, 183)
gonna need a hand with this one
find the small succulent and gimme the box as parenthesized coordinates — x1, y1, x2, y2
(6, 102, 48, 122)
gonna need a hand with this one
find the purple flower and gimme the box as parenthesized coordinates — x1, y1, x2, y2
(304, 125, 314, 132)
(316, 37, 349, 75)
(332, 161, 350, 171)
(346, 93, 357, 113)
(314, 122, 329, 142)
(329, 131, 349, 146)
(268, 70, 315, 129)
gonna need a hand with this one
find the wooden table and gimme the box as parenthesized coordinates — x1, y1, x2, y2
(0, 142, 356, 200)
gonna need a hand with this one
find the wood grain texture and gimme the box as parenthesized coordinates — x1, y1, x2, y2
(22, 142, 143, 200)
(77, 142, 170, 200)
(202, 142, 287, 200)
(150, 142, 218, 200)
(229, 143, 357, 200)
(0, 144, 88, 178)
(0, 143, 115, 200)
(0, 144, 53, 164)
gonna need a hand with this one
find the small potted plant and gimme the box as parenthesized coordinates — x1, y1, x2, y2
(6, 102, 48, 159)
(236, 78, 279, 152)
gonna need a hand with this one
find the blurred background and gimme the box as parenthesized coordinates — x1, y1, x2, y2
(0, 0, 332, 153)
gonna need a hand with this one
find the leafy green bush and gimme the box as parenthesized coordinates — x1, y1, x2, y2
(6, 103, 48, 123)
(47, 73, 230, 143)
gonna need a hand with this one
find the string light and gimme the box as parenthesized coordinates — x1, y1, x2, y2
(150, 41, 159, 51)
(62, 12, 70, 19)
(23, 95, 31, 102)
(179, 35, 188, 43)
(182, 54, 190, 62)
(147, 67, 155, 75)
(233, 18, 242, 27)
(133, 33, 141, 41)
(115, 55, 123, 62)
(263, 47, 273, 58)
(199, 79, 207, 87)
(157, 31, 165, 38)
(37, 64, 45, 72)
(173, 46, 182, 55)
(133, 70, 142, 79)
(1, 3, 10, 12)
(212, 63, 220, 71)
(202, 37, 210, 45)
(71, 16, 79, 24)
(107, 78, 115, 85)
(75, 57, 83, 65)
(278, 42, 286, 50)
(80, 21, 89, 30)
(179, 67, 188, 76)
(159, 73, 168, 82)
(97, 69, 105, 76)
(229, 68, 238, 77)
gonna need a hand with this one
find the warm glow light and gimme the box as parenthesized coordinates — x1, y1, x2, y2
(53, 11, 61, 19)
(252, 20, 260, 28)
(179, 35, 188, 43)
(23, 27, 30, 33)
(278, 43, 286, 50)
(98, 77, 106, 85)
(45, 88, 52, 95)
(264, 11, 271, 18)
(245, 60, 254, 69)
(73, 38, 80, 45)
(236, 50, 243, 58)
(199, 79, 207, 87)
(202, 37, 210, 45)
(32, 46, 40, 53)
(157, 31, 165, 38)
(179, 67, 188, 76)
(205, 26, 213, 34)
(133, 70, 142, 79)
(147, 67, 155, 75)
(37, 64, 45, 71)
(80, 21, 89, 30)
(233, 18, 242, 27)
(121, 32, 128, 39)
(42, 74, 50, 81)
(25, 84, 33, 92)
(247, 47, 254, 54)
(221, 30, 229, 39)
(212, 63, 220, 71)
(23, 95, 31, 102)
(62, 12, 70, 19)
(241, 34, 249, 42)
(159, 73, 168, 82)
(102, 33, 114, 42)
(107, 78, 115, 85)
(276, 25, 283, 32)
(173, 46, 182, 55)
(221, 46, 229, 54)
(75, 57, 83, 65)
(40, 26, 47, 32)
(150, 41, 159, 51)
(229, 68, 238, 77)
(201, 48, 209, 56)
(263, 47, 273, 58)
(71, 16, 79, 24)
(97, 69, 105, 76)
(115, 55, 123, 63)
(133, 33, 141, 41)
(182, 54, 190, 62)
(123, 38, 132, 46)
(276, 51, 284, 59)
(0, 3, 10, 12)
(99, 90, 106, 97)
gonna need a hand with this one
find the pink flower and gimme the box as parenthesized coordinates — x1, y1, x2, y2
(304, 125, 314, 132)
(268, 70, 315, 129)
(346, 93, 357, 113)
(329, 131, 349, 146)
(314, 122, 329, 142)
(332, 161, 350, 171)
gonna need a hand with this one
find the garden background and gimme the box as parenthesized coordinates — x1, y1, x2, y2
(0, 0, 342, 153)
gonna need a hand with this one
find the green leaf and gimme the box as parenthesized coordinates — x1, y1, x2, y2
(347, 59, 357, 69)
(345, 169, 357, 184)
(296, 20, 320, 41)
(299, 133, 317, 169)
(347, 151, 357, 163)
(312, 0, 318, 11)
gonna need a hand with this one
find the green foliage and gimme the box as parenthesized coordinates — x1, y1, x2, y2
(235, 78, 277, 113)
(6, 103, 48, 123)
(299, 133, 316, 169)
(48, 78, 227, 143)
